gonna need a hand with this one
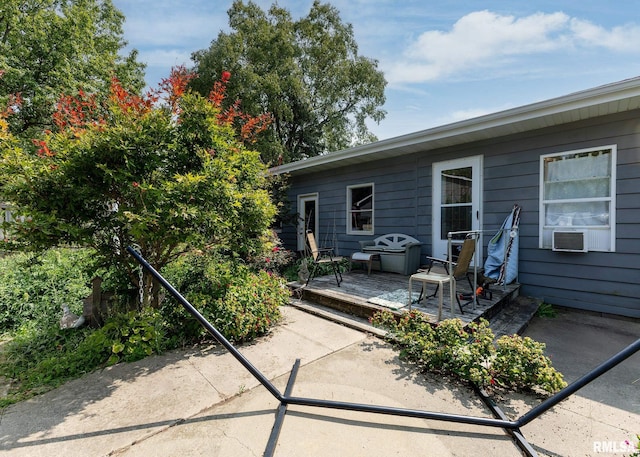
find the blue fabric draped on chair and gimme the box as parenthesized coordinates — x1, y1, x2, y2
(484, 204, 522, 285)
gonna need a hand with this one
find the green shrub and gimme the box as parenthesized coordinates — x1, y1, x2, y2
(371, 309, 567, 394)
(0, 323, 95, 405)
(95, 309, 165, 365)
(493, 334, 566, 393)
(1, 322, 91, 377)
(161, 251, 288, 344)
(536, 302, 558, 318)
(246, 230, 296, 275)
(0, 308, 165, 407)
(383, 310, 435, 363)
(428, 318, 496, 385)
(282, 257, 304, 282)
(0, 248, 94, 332)
(0, 247, 288, 407)
(1, 72, 277, 302)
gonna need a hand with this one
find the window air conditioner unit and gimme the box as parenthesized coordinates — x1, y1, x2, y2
(552, 230, 587, 252)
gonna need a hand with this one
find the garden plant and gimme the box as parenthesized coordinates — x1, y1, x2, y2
(0, 67, 292, 407)
(0, 243, 292, 407)
(1, 67, 275, 306)
(371, 309, 568, 395)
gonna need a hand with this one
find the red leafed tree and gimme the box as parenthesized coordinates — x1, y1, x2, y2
(0, 67, 276, 307)
(206, 70, 272, 144)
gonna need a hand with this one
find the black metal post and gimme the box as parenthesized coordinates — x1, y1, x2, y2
(265, 359, 301, 457)
(126, 246, 284, 401)
(516, 337, 640, 428)
(476, 386, 539, 457)
(282, 395, 517, 429)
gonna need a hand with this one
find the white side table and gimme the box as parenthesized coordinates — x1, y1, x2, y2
(350, 252, 381, 276)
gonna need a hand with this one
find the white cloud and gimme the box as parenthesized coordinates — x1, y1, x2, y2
(569, 19, 640, 51)
(409, 11, 568, 59)
(385, 10, 640, 84)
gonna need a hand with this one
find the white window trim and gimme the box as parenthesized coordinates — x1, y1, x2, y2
(538, 145, 616, 252)
(347, 183, 374, 235)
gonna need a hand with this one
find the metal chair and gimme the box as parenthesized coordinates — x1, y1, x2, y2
(409, 235, 478, 319)
(305, 231, 344, 287)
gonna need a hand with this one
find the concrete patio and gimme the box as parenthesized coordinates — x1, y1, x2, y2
(0, 304, 637, 457)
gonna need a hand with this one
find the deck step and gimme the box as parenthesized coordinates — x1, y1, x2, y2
(290, 294, 541, 341)
(487, 296, 541, 339)
(287, 272, 533, 332)
(288, 299, 387, 338)
(289, 293, 540, 342)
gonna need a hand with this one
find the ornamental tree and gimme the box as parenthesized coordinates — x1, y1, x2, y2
(0, 67, 275, 306)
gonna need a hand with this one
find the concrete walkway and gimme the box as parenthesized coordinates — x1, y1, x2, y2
(0, 305, 637, 456)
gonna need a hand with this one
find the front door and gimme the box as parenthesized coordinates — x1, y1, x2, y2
(432, 156, 483, 260)
(297, 193, 318, 252)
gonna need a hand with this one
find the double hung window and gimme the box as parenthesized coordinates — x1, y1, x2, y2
(347, 184, 374, 235)
(539, 145, 616, 251)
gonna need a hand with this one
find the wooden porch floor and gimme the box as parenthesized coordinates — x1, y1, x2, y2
(288, 266, 520, 326)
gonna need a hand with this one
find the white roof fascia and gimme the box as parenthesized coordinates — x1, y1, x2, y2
(271, 76, 640, 176)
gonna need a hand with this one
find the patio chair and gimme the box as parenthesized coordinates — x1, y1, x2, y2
(305, 231, 344, 287)
(410, 235, 478, 318)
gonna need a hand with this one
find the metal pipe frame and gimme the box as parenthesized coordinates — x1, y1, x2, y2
(127, 246, 639, 457)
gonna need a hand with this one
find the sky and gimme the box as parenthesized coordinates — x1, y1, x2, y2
(113, 0, 640, 142)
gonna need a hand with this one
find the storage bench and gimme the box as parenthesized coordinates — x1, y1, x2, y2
(357, 233, 422, 275)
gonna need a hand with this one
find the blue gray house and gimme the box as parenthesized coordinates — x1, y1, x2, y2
(271, 77, 640, 318)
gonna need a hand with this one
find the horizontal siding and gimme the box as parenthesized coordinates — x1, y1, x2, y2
(477, 110, 640, 318)
(282, 109, 640, 317)
(520, 282, 639, 317)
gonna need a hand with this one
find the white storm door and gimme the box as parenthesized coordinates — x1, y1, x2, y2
(432, 156, 483, 259)
(297, 193, 318, 252)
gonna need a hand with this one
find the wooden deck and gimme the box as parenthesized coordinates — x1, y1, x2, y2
(288, 267, 521, 326)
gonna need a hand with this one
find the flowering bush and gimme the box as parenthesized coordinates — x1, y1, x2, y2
(207, 269, 286, 343)
(247, 230, 295, 275)
(371, 310, 567, 394)
(493, 334, 567, 393)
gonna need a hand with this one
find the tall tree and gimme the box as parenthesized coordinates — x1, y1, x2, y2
(0, 0, 145, 139)
(190, 0, 387, 165)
